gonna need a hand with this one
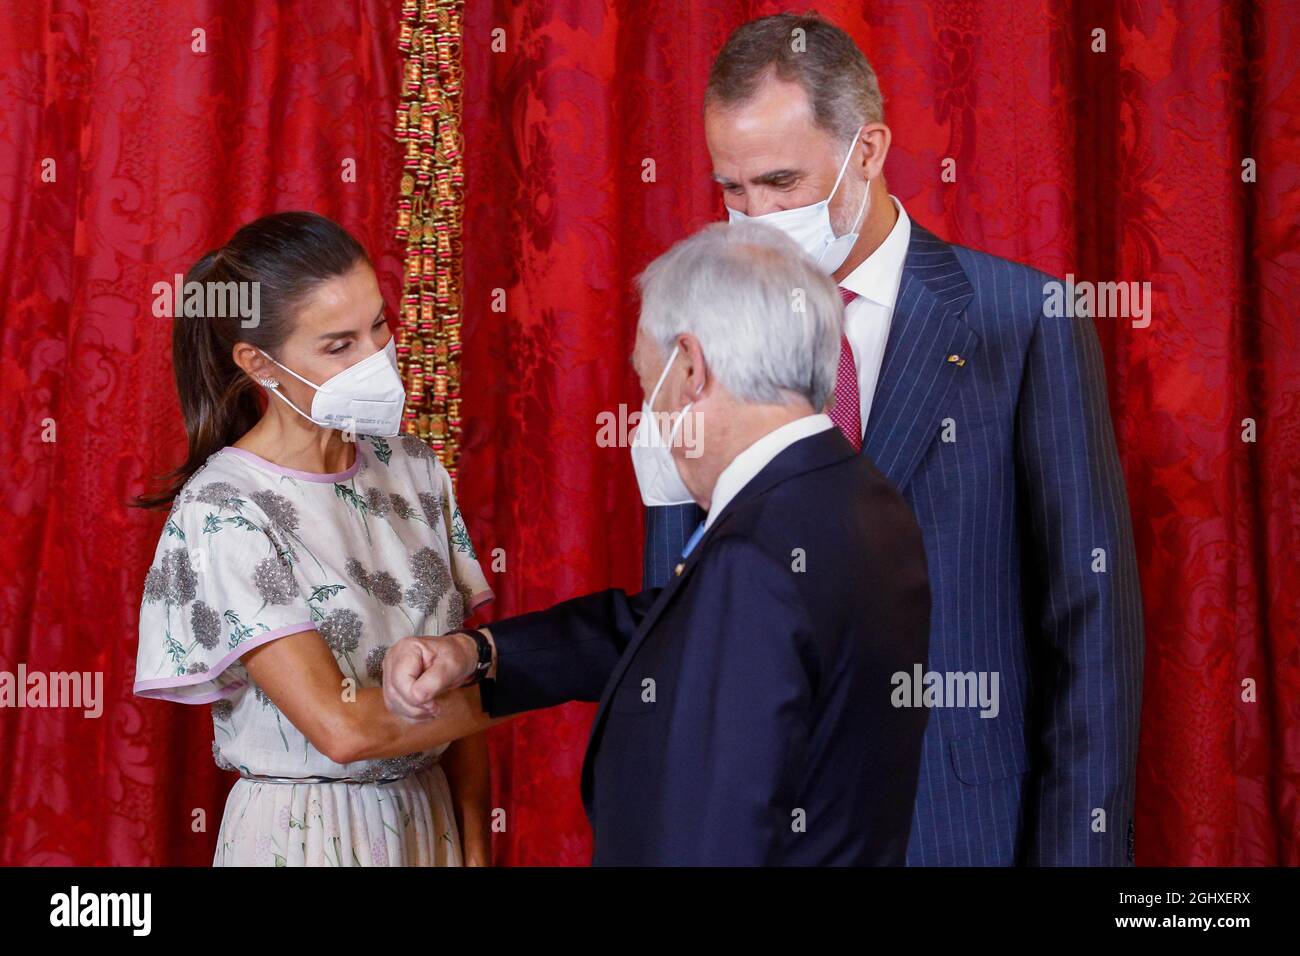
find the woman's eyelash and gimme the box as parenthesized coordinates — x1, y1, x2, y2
(328, 322, 386, 354)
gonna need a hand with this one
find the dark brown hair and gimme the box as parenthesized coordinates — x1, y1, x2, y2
(134, 211, 368, 509)
(705, 13, 884, 142)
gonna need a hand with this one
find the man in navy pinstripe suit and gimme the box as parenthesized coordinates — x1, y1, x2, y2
(642, 13, 1144, 865)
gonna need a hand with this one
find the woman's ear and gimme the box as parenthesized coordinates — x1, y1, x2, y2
(233, 342, 276, 386)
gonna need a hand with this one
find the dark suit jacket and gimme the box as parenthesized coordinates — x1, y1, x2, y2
(483, 427, 931, 865)
(645, 225, 1145, 866)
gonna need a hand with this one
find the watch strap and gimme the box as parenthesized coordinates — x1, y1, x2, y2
(447, 628, 492, 687)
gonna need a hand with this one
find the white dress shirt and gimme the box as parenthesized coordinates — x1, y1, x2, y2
(704, 413, 834, 530)
(838, 196, 911, 427)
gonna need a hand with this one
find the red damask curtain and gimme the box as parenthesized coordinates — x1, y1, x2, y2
(1, 0, 1296, 866)
(0, 0, 406, 865)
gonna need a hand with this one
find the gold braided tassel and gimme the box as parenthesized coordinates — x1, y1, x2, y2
(395, 0, 465, 479)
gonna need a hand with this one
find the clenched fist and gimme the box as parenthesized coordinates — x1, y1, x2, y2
(382, 632, 480, 720)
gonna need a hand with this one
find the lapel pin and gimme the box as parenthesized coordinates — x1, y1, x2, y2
(947, 353, 966, 367)
(674, 562, 684, 576)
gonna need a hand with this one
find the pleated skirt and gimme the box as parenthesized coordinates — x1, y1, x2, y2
(213, 763, 462, 866)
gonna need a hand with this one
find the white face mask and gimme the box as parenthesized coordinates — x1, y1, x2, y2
(257, 338, 406, 438)
(630, 345, 697, 507)
(725, 132, 870, 275)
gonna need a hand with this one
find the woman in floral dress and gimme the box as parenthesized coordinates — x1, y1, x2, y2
(134, 212, 495, 866)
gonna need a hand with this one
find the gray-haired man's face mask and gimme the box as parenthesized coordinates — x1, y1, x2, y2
(629, 344, 696, 507)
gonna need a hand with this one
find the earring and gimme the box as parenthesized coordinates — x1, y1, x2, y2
(259, 377, 279, 388)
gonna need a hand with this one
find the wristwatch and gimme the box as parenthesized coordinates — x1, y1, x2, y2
(449, 628, 493, 687)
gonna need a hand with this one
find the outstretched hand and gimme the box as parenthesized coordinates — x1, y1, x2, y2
(382, 632, 478, 720)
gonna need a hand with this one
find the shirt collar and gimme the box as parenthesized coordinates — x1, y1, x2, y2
(703, 414, 834, 530)
(839, 195, 911, 310)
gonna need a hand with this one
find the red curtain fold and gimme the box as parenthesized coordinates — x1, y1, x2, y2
(1, 0, 1296, 866)
(0, 0, 405, 865)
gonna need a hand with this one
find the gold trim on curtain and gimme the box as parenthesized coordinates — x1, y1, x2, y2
(395, 0, 465, 478)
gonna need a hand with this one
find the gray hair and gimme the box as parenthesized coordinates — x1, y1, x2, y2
(705, 12, 884, 143)
(636, 220, 843, 411)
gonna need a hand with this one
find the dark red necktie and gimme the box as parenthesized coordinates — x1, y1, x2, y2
(830, 287, 862, 451)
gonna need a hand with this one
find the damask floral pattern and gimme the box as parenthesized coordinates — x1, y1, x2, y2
(0, 0, 1294, 868)
(453, 0, 1300, 868)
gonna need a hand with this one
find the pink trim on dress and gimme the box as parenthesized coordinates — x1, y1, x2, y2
(138, 681, 246, 706)
(133, 621, 318, 704)
(468, 589, 495, 612)
(218, 445, 360, 482)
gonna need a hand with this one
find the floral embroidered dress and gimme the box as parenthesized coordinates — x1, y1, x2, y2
(134, 434, 492, 866)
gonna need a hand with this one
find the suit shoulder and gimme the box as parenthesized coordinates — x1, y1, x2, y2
(938, 240, 1055, 343)
(948, 241, 1058, 290)
(710, 453, 902, 565)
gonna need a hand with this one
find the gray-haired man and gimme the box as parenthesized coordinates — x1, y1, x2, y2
(646, 12, 1144, 866)
(384, 220, 931, 865)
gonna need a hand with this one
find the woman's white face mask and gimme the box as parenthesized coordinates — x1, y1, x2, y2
(257, 338, 406, 438)
(724, 131, 870, 275)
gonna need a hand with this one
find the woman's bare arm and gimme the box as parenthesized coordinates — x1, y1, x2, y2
(242, 629, 508, 764)
(441, 732, 493, 865)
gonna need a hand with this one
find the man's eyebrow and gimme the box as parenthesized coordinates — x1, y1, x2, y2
(749, 168, 802, 186)
(316, 304, 387, 340)
(711, 168, 803, 187)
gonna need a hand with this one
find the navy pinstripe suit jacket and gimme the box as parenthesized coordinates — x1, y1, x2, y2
(643, 224, 1144, 866)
